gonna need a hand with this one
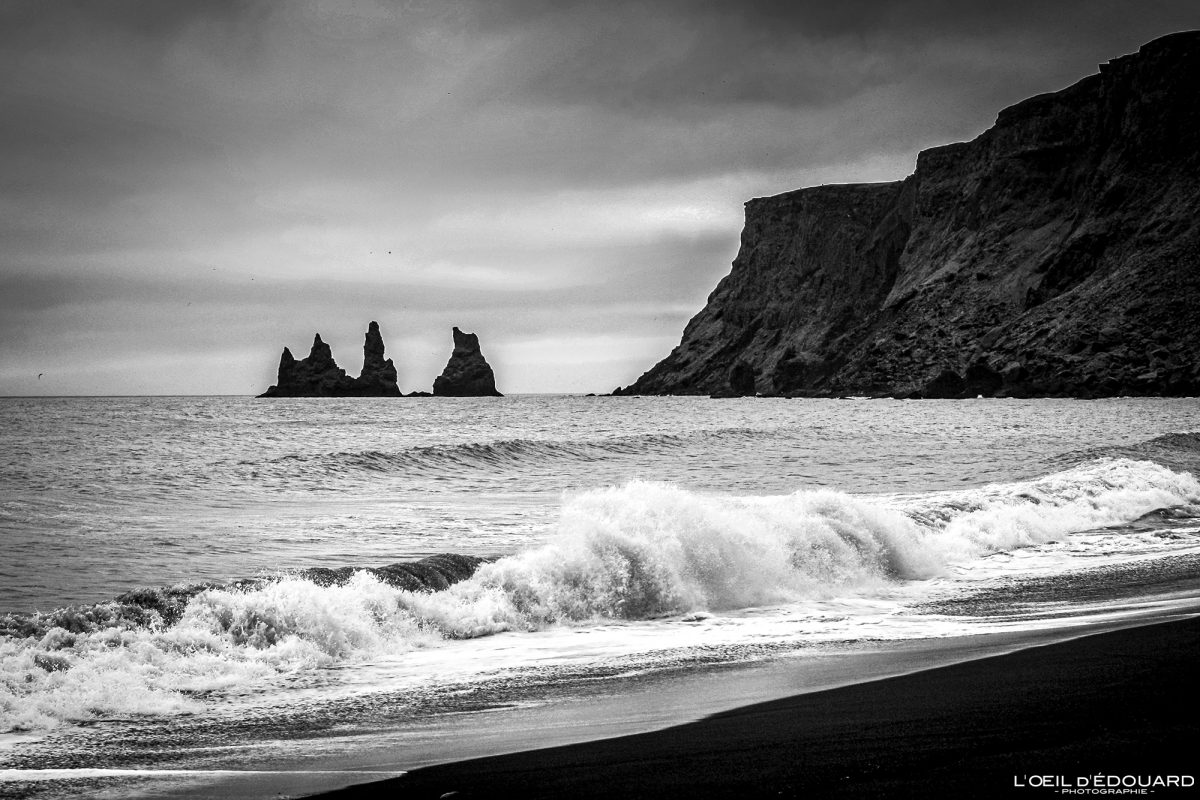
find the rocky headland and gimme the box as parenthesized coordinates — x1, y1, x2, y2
(258, 321, 401, 397)
(617, 31, 1200, 399)
(433, 327, 503, 397)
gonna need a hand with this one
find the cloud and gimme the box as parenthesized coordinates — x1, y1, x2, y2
(1, 0, 1196, 394)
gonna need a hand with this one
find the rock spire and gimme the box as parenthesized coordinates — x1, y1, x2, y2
(432, 327, 503, 397)
(258, 321, 401, 397)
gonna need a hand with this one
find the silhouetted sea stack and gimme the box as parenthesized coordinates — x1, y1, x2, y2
(355, 321, 401, 397)
(258, 321, 401, 397)
(433, 327, 503, 397)
(617, 32, 1200, 399)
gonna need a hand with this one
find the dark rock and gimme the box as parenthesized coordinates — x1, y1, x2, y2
(728, 360, 757, 396)
(1000, 361, 1027, 385)
(923, 369, 966, 399)
(711, 361, 758, 397)
(259, 322, 401, 397)
(355, 321, 401, 397)
(617, 32, 1200, 399)
(258, 333, 354, 397)
(432, 328, 503, 397)
(964, 360, 1003, 396)
(406, 390, 434, 397)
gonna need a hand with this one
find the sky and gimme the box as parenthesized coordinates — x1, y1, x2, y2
(1, 1, 1197, 395)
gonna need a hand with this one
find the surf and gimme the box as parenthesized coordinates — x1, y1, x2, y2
(2, 456, 1197, 734)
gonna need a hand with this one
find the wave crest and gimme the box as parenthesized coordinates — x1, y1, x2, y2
(238, 428, 770, 479)
(1059, 430, 1200, 475)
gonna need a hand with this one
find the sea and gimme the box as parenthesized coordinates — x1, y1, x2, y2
(1, 395, 1199, 799)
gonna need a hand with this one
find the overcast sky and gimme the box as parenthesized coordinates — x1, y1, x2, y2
(1, 1, 1196, 395)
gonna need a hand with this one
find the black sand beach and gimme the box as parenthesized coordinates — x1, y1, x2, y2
(311, 617, 1200, 799)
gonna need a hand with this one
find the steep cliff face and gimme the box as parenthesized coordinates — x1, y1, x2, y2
(259, 322, 401, 397)
(433, 327, 503, 397)
(619, 31, 1200, 398)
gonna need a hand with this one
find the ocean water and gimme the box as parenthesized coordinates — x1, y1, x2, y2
(1, 396, 1199, 799)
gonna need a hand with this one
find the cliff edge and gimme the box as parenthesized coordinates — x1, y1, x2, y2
(618, 31, 1200, 398)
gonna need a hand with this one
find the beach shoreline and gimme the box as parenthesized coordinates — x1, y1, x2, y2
(305, 614, 1200, 799)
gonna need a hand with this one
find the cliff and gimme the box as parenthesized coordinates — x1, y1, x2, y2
(258, 321, 401, 397)
(618, 31, 1200, 398)
(432, 327, 503, 397)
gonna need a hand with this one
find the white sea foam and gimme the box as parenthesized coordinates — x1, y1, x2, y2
(0, 573, 438, 732)
(393, 459, 1200, 638)
(899, 458, 1200, 554)
(1, 458, 1197, 733)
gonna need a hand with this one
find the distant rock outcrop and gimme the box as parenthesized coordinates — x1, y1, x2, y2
(617, 32, 1200, 399)
(432, 327, 503, 397)
(259, 321, 401, 397)
(355, 321, 401, 396)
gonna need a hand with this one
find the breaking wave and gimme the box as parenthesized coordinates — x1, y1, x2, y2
(2, 458, 1197, 733)
(1058, 431, 1200, 475)
(396, 459, 1199, 636)
(0, 554, 485, 641)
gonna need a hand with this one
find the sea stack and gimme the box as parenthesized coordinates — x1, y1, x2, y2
(616, 32, 1200, 399)
(432, 327, 503, 397)
(354, 321, 401, 397)
(258, 321, 401, 397)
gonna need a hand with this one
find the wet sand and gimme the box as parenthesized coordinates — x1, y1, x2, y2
(309, 616, 1200, 799)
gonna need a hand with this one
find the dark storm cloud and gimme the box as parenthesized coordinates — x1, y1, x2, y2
(446, 0, 1200, 189)
(473, 0, 1196, 112)
(1, 0, 1196, 394)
